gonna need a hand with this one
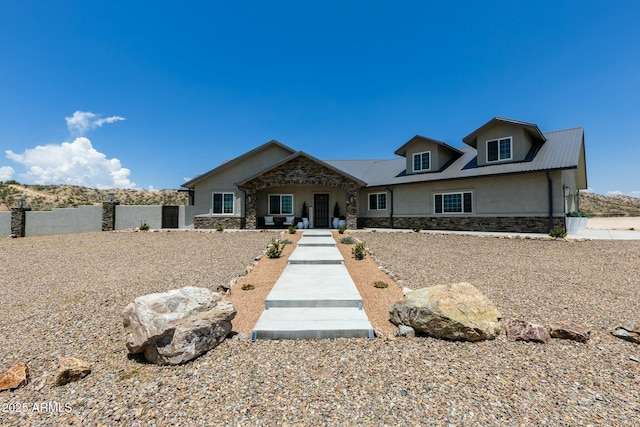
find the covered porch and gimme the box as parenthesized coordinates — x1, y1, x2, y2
(237, 152, 364, 230)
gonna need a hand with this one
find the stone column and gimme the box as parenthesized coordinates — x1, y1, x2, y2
(10, 207, 30, 238)
(346, 190, 358, 230)
(245, 190, 257, 230)
(102, 201, 119, 231)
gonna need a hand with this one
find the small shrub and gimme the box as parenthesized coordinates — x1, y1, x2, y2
(371, 229, 377, 233)
(567, 211, 589, 218)
(241, 284, 255, 291)
(373, 281, 389, 289)
(215, 224, 224, 232)
(288, 225, 297, 234)
(266, 238, 285, 258)
(139, 221, 150, 231)
(352, 241, 366, 260)
(340, 236, 355, 244)
(413, 226, 422, 232)
(549, 228, 567, 238)
(338, 226, 346, 234)
(281, 238, 293, 245)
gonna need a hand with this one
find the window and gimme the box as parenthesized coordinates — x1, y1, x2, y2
(269, 194, 293, 215)
(434, 191, 473, 214)
(412, 151, 431, 172)
(487, 137, 512, 162)
(212, 192, 234, 214)
(368, 192, 387, 210)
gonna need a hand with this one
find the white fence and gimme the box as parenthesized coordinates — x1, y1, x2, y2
(0, 205, 195, 238)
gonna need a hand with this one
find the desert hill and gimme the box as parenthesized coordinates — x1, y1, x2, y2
(0, 182, 188, 211)
(1, 181, 639, 216)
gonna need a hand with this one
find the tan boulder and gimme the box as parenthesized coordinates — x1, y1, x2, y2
(549, 322, 591, 343)
(54, 357, 91, 386)
(611, 323, 639, 344)
(389, 282, 502, 341)
(0, 362, 29, 392)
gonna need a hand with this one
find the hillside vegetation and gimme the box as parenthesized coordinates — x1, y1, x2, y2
(1, 181, 638, 216)
(0, 182, 188, 211)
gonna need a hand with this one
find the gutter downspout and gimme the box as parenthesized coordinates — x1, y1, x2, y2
(546, 171, 553, 231)
(386, 186, 394, 229)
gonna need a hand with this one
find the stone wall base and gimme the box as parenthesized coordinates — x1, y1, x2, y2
(194, 216, 245, 229)
(357, 216, 565, 234)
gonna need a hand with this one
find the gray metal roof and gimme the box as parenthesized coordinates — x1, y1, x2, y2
(326, 126, 585, 188)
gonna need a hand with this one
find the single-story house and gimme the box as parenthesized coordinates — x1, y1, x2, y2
(181, 117, 587, 233)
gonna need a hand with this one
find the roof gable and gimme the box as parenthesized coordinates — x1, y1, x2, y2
(394, 135, 463, 157)
(182, 140, 296, 188)
(462, 117, 547, 148)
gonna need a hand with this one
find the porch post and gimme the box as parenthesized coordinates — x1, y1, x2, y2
(245, 189, 257, 230)
(345, 189, 358, 230)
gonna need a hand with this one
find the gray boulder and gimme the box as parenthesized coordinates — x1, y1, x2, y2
(123, 286, 236, 365)
(389, 282, 502, 341)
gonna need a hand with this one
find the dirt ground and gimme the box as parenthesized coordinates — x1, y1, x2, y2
(587, 216, 640, 230)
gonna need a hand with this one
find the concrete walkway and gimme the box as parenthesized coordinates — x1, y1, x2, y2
(252, 230, 374, 340)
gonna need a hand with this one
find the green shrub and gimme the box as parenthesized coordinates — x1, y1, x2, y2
(413, 226, 422, 232)
(241, 284, 255, 291)
(567, 211, 589, 217)
(373, 281, 388, 289)
(340, 236, 355, 244)
(215, 225, 224, 232)
(352, 241, 366, 260)
(288, 225, 297, 234)
(266, 238, 285, 258)
(549, 228, 567, 238)
(281, 239, 293, 245)
(139, 221, 150, 231)
(338, 226, 346, 234)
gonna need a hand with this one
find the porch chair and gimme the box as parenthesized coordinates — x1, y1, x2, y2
(283, 216, 295, 226)
(264, 216, 275, 227)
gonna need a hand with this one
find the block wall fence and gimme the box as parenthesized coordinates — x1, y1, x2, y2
(0, 204, 195, 238)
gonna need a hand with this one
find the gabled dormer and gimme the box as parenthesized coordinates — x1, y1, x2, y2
(462, 118, 547, 167)
(394, 135, 464, 175)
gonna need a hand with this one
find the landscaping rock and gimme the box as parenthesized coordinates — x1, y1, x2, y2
(395, 324, 416, 338)
(549, 322, 591, 343)
(0, 362, 29, 392)
(504, 319, 551, 343)
(123, 286, 236, 365)
(54, 357, 91, 386)
(610, 323, 640, 344)
(389, 282, 502, 342)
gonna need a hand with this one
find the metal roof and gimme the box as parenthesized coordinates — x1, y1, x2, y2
(326, 126, 585, 188)
(462, 117, 547, 148)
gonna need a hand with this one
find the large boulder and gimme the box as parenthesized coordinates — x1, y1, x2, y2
(389, 282, 502, 342)
(123, 286, 236, 365)
(0, 362, 29, 392)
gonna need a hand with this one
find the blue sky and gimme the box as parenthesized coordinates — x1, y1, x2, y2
(1, 1, 639, 196)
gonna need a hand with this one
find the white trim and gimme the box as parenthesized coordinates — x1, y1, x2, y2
(368, 192, 387, 211)
(433, 190, 474, 215)
(211, 191, 235, 215)
(486, 136, 513, 163)
(268, 193, 294, 215)
(412, 150, 431, 172)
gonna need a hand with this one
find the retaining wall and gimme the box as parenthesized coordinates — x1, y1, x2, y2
(25, 206, 103, 237)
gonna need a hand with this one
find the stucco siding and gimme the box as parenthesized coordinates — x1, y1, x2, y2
(476, 123, 532, 166)
(191, 144, 292, 216)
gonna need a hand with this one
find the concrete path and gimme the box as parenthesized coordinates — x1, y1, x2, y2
(252, 230, 374, 340)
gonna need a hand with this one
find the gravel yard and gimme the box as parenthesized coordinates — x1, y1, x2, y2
(1, 230, 639, 426)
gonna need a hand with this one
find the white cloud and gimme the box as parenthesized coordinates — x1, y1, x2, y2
(606, 190, 640, 198)
(606, 190, 623, 196)
(65, 111, 125, 135)
(5, 137, 136, 189)
(148, 185, 159, 192)
(0, 166, 15, 181)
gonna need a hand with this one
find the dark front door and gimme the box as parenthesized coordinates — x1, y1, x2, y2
(314, 194, 330, 228)
(162, 206, 179, 229)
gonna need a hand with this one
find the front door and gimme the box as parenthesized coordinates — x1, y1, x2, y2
(314, 194, 330, 228)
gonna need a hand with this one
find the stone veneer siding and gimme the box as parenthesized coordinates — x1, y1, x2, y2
(102, 202, 119, 231)
(10, 208, 30, 237)
(194, 216, 245, 229)
(358, 216, 566, 233)
(239, 155, 362, 230)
